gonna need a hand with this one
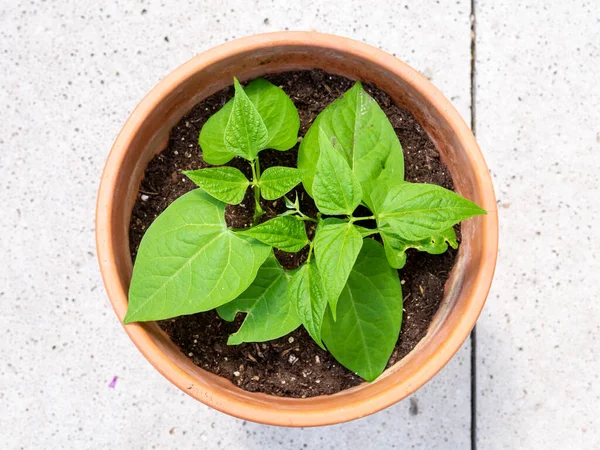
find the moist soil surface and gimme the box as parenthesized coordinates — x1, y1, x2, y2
(129, 70, 459, 398)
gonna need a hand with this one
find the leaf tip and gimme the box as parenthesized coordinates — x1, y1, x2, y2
(122, 312, 135, 325)
(471, 204, 488, 217)
(315, 339, 326, 351)
(233, 77, 243, 91)
(227, 335, 242, 346)
(361, 372, 379, 383)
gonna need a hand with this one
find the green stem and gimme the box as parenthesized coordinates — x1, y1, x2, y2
(255, 157, 261, 178)
(251, 159, 264, 225)
(296, 215, 318, 223)
(295, 209, 318, 223)
(350, 215, 376, 223)
(306, 240, 314, 262)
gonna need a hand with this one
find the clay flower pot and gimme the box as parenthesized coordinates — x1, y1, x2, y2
(96, 31, 498, 426)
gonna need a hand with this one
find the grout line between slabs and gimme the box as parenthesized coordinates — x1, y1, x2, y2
(469, 0, 478, 449)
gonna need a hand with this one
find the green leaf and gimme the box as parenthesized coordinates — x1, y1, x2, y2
(361, 174, 398, 214)
(284, 195, 298, 210)
(124, 190, 270, 323)
(237, 216, 308, 253)
(259, 166, 306, 200)
(217, 255, 301, 344)
(423, 226, 459, 253)
(199, 78, 300, 164)
(183, 167, 249, 205)
(312, 128, 362, 215)
(313, 219, 363, 319)
(377, 182, 487, 241)
(298, 82, 404, 195)
(381, 231, 408, 269)
(244, 78, 300, 151)
(354, 225, 378, 238)
(223, 78, 269, 161)
(380, 227, 458, 269)
(321, 239, 403, 381)
(287, 260, 327, 349)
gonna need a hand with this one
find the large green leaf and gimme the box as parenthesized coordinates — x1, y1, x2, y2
(199, 78, 300, 164)
(312, 128, 362, 215)
(298, 82, 404, 195)
(313, 218, 363, 318)
(287, 260, 327, 349)
(217, 255, 301, 344)
(321, 239, 403, 381)
(380, 226, 458, 269)
(377, 182, 486, 241)
(259, 166, 306, 200)
(124, 190, 270, 323)
(237, 216, 308, 253)
(183, 167, 249, 204)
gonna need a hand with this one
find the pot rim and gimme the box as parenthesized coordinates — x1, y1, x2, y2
(96, 31, 498, 426)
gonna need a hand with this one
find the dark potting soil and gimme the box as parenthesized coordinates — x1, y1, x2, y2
(128, 70, 459, 398)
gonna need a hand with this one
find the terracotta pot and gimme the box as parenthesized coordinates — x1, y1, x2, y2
(96, 31, 498, 426)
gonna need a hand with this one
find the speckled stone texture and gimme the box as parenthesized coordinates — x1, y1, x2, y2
(0, 0, 506, 448)
(475, 1, 600, 449)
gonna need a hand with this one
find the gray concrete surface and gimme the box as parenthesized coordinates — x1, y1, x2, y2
(475, 1, 600, 449)
(0, 1, 472, 449)
(0, 0, 597, 449)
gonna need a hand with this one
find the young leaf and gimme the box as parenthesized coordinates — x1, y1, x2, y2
(321, 239, 403, 381)
(217, 255, 301, 344)
(287, 260, 327, 349)
(259, 166, 306, 200)
(298, 82, 404, 195)
(199, 78, 300, 164)
(237, 216, 308, 253)
(380, 226, 458, 269)
(183, 167, 249, 205)
(312, 128, 362, 215)
(377, 182, 486, 240)
(284, 195, 298, 210)
(313, 218, 363, 318)
(245, 78, 300, 151)
(124, 189, 270, 323)
(223, 78, 269, 161)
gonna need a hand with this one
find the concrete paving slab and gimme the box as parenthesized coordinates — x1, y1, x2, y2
(475, 1, 600, 448)
(0, 1, 473, 448)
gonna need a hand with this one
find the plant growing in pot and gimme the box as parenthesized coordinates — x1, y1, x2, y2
(124, 76, 486, 384)
(97, 32, 497, 426)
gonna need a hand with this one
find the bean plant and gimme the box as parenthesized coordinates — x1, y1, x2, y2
(125, 77, 486, 381)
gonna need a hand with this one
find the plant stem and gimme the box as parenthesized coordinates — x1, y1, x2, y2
(255, 157, 261, 178)
(296, 215, 318, 223)
(350, 215, 376, 223)
(295, 210, 318, 223)
(306, 240, 314, 262)
(251, 159, 264, 225)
